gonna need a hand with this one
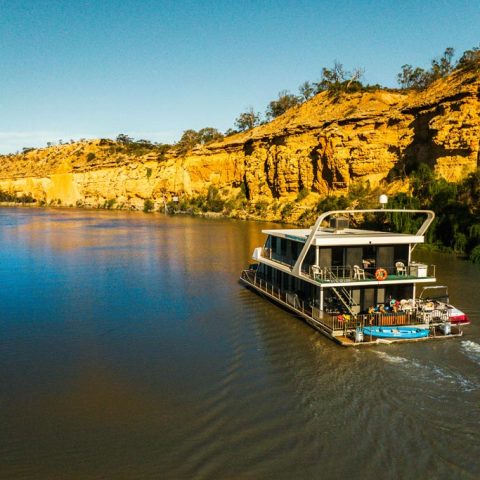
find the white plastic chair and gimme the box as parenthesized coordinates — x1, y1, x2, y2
(353, 265, 366, 280)
(395, 261, 407, 276)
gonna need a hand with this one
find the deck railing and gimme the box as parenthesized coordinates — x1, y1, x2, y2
(255, 249, 436, 282)
(241, 269, 446, 335)
(307, 264, 436, 283)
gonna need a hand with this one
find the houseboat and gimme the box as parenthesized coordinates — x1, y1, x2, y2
(240, 208, 470, 346)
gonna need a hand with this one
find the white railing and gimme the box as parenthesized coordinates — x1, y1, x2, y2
(240, 269, 443, 336)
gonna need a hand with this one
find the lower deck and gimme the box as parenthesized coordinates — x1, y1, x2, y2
(240, 269, 465, 347)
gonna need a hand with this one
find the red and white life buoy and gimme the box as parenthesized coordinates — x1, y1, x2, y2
(375, 268, 388, 281)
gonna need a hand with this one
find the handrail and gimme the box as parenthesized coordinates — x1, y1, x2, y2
(240, 269, 443, 335)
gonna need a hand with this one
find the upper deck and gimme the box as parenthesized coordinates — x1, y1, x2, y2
(262, 227, 425, 247)
(253, 208, 436, 287)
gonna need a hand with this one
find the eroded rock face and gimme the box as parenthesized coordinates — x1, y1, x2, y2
(0, 68, 478, 208)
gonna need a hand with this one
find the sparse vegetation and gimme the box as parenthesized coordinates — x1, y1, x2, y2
(296, 188, 310, 202)
(143, 199, 154, 213)
(0, 189, 35, 203)
(397, 46, 480, 90)
(281, 202, 295, 220)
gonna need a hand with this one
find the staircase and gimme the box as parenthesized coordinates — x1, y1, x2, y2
(331, 286, 359, 318)
(326, 269, 359, 318)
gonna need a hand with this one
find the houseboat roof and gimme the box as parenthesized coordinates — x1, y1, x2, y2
(264, 209, 435, 247)
(262, 227, 425, 246)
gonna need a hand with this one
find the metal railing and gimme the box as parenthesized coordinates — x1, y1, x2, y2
(256, 248, 436, 282)
(241, 269, 326, 330)
(306, 264, 436, 283)
(240, 269, 444, 336)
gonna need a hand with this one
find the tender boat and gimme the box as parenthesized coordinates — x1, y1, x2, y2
(362, 326, 430, 339)
(240, 207, 469, 346)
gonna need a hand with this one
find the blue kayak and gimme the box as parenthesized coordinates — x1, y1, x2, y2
(363, 326, 429, 339)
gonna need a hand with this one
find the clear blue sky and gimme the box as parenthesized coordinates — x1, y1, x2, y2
(0, 0, 479, 153)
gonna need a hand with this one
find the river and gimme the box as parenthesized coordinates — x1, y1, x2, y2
(0, 208, 478, 479)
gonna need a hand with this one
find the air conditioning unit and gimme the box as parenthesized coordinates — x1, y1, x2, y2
(329, 216, 349, 231)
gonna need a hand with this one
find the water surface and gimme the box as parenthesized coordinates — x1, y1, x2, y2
(0, 208, 479, 479)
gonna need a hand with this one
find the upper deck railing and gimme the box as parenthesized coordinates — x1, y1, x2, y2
(307, 264, 436, 283)
(255, 247, 435, 283)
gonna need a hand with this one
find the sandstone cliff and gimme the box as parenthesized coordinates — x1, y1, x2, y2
(0, 67, 478, 215)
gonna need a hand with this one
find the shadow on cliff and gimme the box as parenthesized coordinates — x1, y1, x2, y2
(387, 103, 473, 180)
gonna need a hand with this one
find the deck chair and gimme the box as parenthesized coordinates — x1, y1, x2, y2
(353, 265, 366, 280)
(395, 261, 407, 276)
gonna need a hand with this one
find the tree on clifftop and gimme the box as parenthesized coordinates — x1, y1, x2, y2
(175, 127, 223, 154)
(430, 47, 455, 80)
(235, 107, 261, 131)
(397, 65, 430, 89)
(314, 61, 365, 95)
(266, 90, 300, 119)
(116, 133, 133, 144)
(397, 47, 456, 89)
(299, 81, 315, 101)
(456, 45, 480, 71)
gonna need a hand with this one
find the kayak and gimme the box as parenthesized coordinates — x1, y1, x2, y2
(363, 326, 430, 339)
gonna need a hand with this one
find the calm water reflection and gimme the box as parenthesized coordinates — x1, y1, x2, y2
(0, 207, 479, 479)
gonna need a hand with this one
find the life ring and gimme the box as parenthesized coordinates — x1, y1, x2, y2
(375, 268, 388, 281)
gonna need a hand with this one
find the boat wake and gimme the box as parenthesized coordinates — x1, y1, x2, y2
(373, 351, 414, 365)
(460, 340, 480, 365)
(372, 351, 478, 392)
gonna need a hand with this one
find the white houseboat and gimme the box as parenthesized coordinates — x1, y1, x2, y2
(240, 208, 470, 346)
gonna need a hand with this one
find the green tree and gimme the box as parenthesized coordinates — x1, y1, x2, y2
(176, 129, 201, 153)
(397, 64, 429, 89)
(430, 47, 455, 80)
(197, 127, 223, 144)
(299, 81, 315, 101)
(456, 44, 480, 71)
(266, 90, 300, 119)
(314, 61, 364, 95)
(116, 133, 133, 144)
(235, 107, 261, 131)
(143, 199, 154, 212)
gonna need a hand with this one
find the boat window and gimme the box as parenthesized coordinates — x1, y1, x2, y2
(291, 241, 299, 261)
(376, 246, 394, 268)
(302, 246, 316, 272)
(346, 247, 362, 267)
(376, 288, 385, 304)
(332, 247, 344, 267)
(386, 284, 413, 300)
(363, 245, 375, 259)
(362, 288, 375, 312)
(394, 244, 409, 264)
(319, 248, 332, 267)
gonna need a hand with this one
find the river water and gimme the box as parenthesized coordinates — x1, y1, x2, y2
(0, 207, 478, 479)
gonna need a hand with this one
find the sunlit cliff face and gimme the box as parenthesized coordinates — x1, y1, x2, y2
(0, 68, 478, 214)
